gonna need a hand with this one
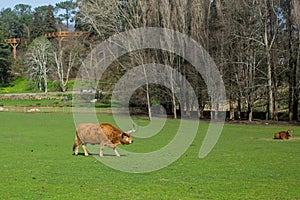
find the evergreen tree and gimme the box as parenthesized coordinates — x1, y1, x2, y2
(31, 12, 44, 39)
(0, 28, 12, 86)
(31, 5, 57, 38)
(0, 8, 22, 38)
(55, 0, 77, 29)
(45, 5, 57, 33)
(14, 4, 34, 41)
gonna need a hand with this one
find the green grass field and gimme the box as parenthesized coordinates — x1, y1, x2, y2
(0, 112, 299, 199)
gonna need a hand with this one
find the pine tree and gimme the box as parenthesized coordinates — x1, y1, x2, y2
(0, 27, 12, 86)
(31, 6, 57, 39)
(45, 5, 57, 33)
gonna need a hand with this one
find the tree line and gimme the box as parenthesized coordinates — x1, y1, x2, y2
(0, 0, 300, 121)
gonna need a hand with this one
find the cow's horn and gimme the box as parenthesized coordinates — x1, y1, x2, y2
(126, 124, 138, 134)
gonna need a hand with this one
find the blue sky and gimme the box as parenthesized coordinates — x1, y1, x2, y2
(1, 0, 64, 10)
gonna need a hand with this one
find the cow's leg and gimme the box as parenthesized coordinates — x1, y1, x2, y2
(82, 143, 89, 156)
(113, 147, 120, 157)
(74, 144, 79, 156)
(99, 143, 104, 157)
(73, 135, 82, 156)
(106, 143, 120, 157)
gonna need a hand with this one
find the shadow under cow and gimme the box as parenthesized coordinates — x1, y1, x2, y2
(73, 152, 128, 157)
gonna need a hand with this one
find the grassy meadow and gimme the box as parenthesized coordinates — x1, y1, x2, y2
(0, 112, 299, 199)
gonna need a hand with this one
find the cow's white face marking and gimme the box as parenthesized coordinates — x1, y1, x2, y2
(122, 134, 133, 144)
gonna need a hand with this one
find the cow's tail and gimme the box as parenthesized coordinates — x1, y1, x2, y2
(73, 139, 77, 151)
(73, 130, 79, 151)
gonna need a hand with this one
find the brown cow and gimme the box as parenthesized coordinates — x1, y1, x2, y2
(73, 123, 135, 157)
(274, 130, 293, 140)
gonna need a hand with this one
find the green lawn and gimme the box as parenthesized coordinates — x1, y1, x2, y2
(0, 112, 299, 199)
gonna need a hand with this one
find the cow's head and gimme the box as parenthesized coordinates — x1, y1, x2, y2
(287, 130, 293, 137)
(121, 132, 133, 144)
(120, 125, 137, 145)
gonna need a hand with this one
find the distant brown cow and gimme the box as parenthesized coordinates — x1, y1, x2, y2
(73, 123, 136, 157)
(274, 130, 293, 140)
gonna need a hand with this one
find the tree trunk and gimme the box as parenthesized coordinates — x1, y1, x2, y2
(273, 77, 279, 121)
(267, 52, 274, 120)
(237, 97, 242, 120)
(273, 53, 279, 121)
(145, 83, 152, 121)
(248, 105, 252, 122)
(44, 77, 48, 93)
(170, 69, 177, 119)
(38, 78, 42, 91)
(229, 97, 235, 121)
(287, 1, 294, 121)
(293, 32, 300, 121)
(142, 65, 152, 121)
(287, 31, 299, 121)
(289, 85, 294, 121)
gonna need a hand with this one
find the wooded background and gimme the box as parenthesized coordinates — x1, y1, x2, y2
(0, 0, 299, 121)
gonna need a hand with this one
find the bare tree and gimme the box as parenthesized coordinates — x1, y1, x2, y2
(157, 0, 181, 119)
(26, 36, 52, 93)
(230, 0, 280, 120)
(77, 0, 121, 40)
(52, 39, 82, 92)
(258, 0, 280, 120)
(228, 0, 265, 121)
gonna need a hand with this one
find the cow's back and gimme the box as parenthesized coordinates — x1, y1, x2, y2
(274, 131, 290, 140)
(99, 123, 122, 143)
(76, 123, 110, 144)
